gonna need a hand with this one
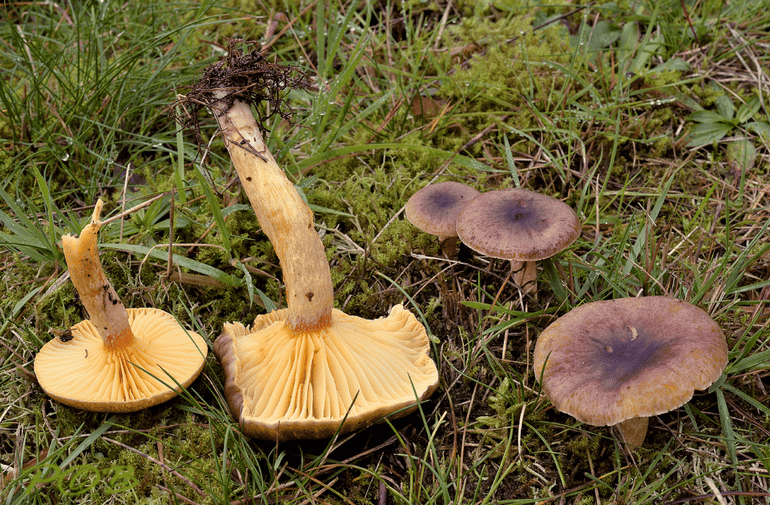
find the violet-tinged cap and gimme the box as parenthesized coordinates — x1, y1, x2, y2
(455, 188, 580, 261)
(533, 296, 728, 426)
(405, 181, 480, 240)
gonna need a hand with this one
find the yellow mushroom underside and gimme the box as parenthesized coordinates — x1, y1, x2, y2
(205, 78, 439, 439)
(216, 305, 439, 440)
(35, 308, 207, 413)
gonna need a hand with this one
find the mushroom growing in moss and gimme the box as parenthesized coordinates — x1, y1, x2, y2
(34, 200, 208, 412)
(533, 296, 728, 446)
(456, 188, 580, 293)
(405, 181, 480, 257)
(184, 44, 439, 440)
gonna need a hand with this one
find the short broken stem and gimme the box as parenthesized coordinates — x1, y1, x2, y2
(61, 199, 134, 350)
(208, 90, 333, 331)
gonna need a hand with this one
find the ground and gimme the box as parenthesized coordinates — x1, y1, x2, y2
(1, 0, 769, 504)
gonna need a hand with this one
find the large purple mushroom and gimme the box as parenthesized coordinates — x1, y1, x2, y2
(533, 296, 728, 446)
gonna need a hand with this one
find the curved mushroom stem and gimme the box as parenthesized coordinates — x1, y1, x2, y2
(209, 91, 333, 332)
(617, 416, 649, 447)
(61, 199, 134, 350)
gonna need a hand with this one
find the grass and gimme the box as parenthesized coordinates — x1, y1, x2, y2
(1, 0, 769, 503)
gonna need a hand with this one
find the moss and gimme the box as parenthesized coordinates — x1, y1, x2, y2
(441, 18, 571, 105)
(0, 150, 13, 180)
(33, 284, 83, 342)
(27, 408, 221, 504)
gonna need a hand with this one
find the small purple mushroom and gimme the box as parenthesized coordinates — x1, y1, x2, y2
(405, 181, 480, 257)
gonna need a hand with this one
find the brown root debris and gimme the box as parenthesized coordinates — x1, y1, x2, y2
(173, 39, 311, 148)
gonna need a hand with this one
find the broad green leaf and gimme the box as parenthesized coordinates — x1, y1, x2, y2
(745, 120, 770, 139)
(726, 139, 757, 171)
(715, 94, 735, 121)
(686, 121, 733, 146)
(736, 96, 761, 124)
(630, 30, 663, 74)
(688, 110, 727, 123)
(617, 22, 638, 68)
(651, 58, 691, 72)
(590, 20, 621, 50)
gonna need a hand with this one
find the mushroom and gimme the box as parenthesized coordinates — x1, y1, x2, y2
(188, 46, 439, 440)
(34, 200, 208, 412)
(405, 181, 480, 257)
(455, 188, 580, 293)
(533, 296, 728, 446)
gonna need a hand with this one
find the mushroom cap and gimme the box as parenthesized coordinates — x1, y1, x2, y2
(214, 304, 439, 441)
(456, 188, 580, 261)
(405, 181, 480, 240)
(533, 296, 728, 426)
(35, 308, 208, 413)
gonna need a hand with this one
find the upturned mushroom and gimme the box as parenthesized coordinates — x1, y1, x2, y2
(34, 200, 208, 412)
(533, 296, 728, 446)
(187, 45, 439, 440)
(405, 181, 480, 257)
(455, 188, 580, 293)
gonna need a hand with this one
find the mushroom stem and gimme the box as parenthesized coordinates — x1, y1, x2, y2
(209, 91, 333, 331)
(511, 260, 537, 294)
(439, 237, 457, 258)
(61, 199, 134, 350)
(617, 417, 649, 447)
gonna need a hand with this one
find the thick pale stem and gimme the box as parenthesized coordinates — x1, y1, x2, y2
(209, 91, 333, 331)
(61, 199, 134, 350)
(511, 260, 537, 294)
(617, 416, 649, 447)
(439, 237, 457, 258)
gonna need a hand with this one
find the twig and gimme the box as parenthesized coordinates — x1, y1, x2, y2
(101, 193, 167, 227)
(679, 0, 701, 47)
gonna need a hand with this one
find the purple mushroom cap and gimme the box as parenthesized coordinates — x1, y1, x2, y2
(534, 296, 728, 427)
(455, 188, 580, 261)
(405, 181, 480, 240)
